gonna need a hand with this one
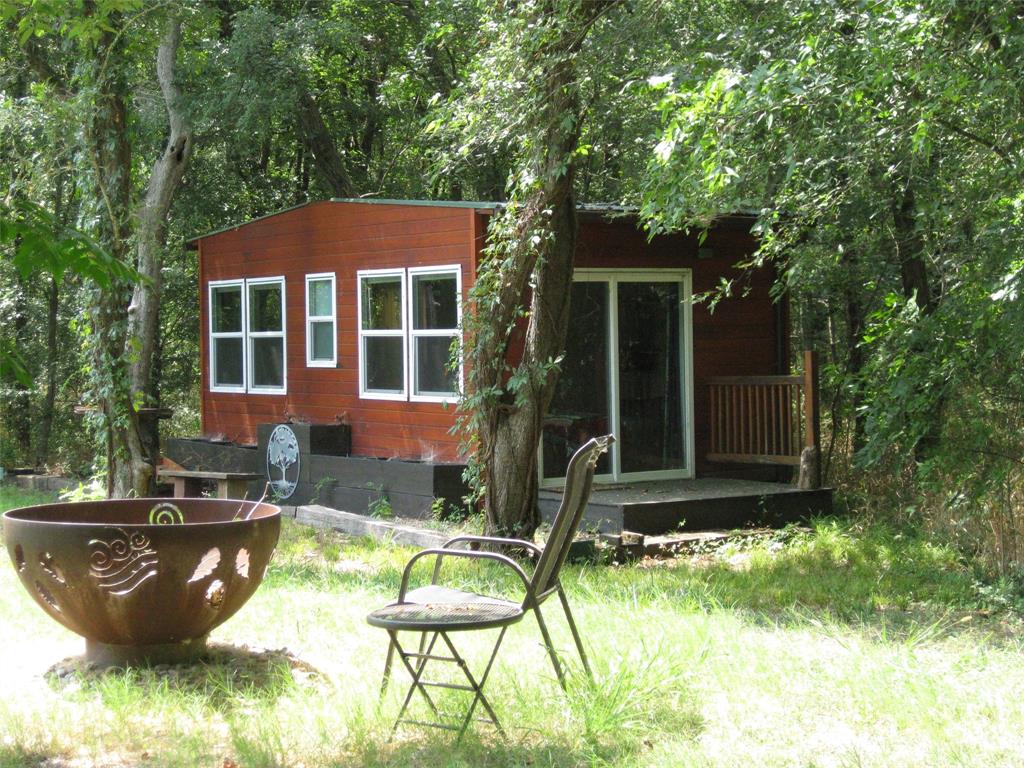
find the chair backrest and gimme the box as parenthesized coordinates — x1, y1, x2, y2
(530, 434, 614, 597)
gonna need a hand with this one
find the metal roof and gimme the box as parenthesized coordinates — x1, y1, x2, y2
(186, 198, 498, 245)
(186, 197, 759, 246)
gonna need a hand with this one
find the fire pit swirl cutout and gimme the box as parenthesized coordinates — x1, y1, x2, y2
(89, 528, 159, 596)
(3, 497, 280, 667)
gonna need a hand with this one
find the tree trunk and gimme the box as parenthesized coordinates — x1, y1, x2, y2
(10, 272, 32, 459)
(297, 91, 355, 197)
(891, 182, 942, 461)
(467, 0, 605, 538)
(484, 193, 579, 537)
(36, 273, 60, 467)
(94, 290, 149, 499)
(127, 17, 194, 483)
(81, 13, 140, 498)
(840, 248, 867, 454)
(87, 13, 193, 498)
(892, 185, 934, 314)
(35, 172, 71, 468)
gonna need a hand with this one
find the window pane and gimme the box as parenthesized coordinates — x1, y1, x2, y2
(416, 336, 457, 395)
(361, 276, 402, 330)
(308, 278, 333, 317)
(212, 285, 242, 333)
(543, 281, 611, 479)
(251, 337, 284, 388)
(364, 336, 403, 392)
(249, 282, 283, 332)
(412, 273, 458, 330)
(618, 281, 684, 473)
(213, 337, 243, 387)
(310, 321, 334, 362)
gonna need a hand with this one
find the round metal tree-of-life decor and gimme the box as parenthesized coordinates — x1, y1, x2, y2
(2, 498, 280, 668)
(266, 424, 299, 500)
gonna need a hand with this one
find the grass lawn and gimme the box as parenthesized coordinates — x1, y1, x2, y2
(1, 486, 1023, 767)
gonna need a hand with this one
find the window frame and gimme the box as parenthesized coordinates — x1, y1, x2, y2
(246, 276, 287, 394)
(356, 265, 463, 404)
(538, 268, 695, 487)
(207, 276, 287, 396)
(357, 268, 408, 401)
(305, 272, 337, 368)
(208, 279, 247, 394)
(407, 265, 463, 404)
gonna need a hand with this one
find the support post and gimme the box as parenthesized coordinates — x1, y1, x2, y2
(799, 350, 822, 489)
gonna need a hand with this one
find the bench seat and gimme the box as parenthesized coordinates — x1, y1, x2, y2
(157, 469, 263, 500)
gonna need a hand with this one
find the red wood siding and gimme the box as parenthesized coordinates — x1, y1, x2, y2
(198, 204, 783, 474)
(199, 201, 476, 462)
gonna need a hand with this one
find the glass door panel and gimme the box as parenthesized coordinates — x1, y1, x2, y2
(617, 282, 685, 473)
(542, 281, 612, 480)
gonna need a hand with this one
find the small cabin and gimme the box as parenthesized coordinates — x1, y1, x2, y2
(171, 198, 829, 530)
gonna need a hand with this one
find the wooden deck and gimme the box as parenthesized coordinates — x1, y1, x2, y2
(539, 478, 833, 534)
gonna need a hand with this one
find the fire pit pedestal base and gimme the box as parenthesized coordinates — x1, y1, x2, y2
(86, 635, 210, 668)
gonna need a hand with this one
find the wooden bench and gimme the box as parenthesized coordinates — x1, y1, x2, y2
(157, 469, 264, 500)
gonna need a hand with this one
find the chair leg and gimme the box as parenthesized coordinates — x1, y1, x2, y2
(439, 628, 509, 743)
(557, 585, 592, 680)
(533, 603, 567, 690)
(381, 630, 435, 697)
(385, 628, 510, 742)
(390, 631, 443, 739)
(380, 633, 398, 696)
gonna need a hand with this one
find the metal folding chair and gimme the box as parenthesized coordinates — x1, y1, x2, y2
(366, 434, 614, 740)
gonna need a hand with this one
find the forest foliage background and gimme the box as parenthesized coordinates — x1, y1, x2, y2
(1, 1, 1023, 576)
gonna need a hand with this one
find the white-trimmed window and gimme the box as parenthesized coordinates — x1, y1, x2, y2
(247, 277, 286, 392)
(409, 267, 460, 400)
(209, 280, 245, 392)
(358, 269, 407, 400)
(357, 266, 461, 402)
(208, 277, 287, 395)
(305, 273, 337, 367)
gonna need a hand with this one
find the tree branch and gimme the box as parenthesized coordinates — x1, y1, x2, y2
(934, 117, 1015, 166)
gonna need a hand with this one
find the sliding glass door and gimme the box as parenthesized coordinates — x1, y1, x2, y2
(541, 281, 613, 479)
(541, 270, 694, 484)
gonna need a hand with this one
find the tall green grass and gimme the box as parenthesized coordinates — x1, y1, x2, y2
(0, 486, 1021, 767)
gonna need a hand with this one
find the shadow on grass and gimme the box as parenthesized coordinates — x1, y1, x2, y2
(348, 701, 703, 768)
(335, 651, 704, 768)
(359, 738, 621, 768)
(45, 643, 324, 712)
(0, 746, 51, 768)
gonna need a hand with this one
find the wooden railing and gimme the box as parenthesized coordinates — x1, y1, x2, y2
(707, 351, 821, 485)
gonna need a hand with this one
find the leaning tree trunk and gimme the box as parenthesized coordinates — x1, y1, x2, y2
(127, 17, 194, 484)
(466, 0, 605, 538)
(87, 14, 193, 498)
(81, 16, 142, 498)
(483, 193, 579, 538)
(297, 91, 354, 198)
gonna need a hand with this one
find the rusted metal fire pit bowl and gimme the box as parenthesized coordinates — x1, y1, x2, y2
(3, 498, 280, 667)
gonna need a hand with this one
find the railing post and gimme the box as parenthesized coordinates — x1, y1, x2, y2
(800, 350, 821, 489)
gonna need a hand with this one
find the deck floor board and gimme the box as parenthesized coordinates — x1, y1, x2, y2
(539, 478, 832, 534)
